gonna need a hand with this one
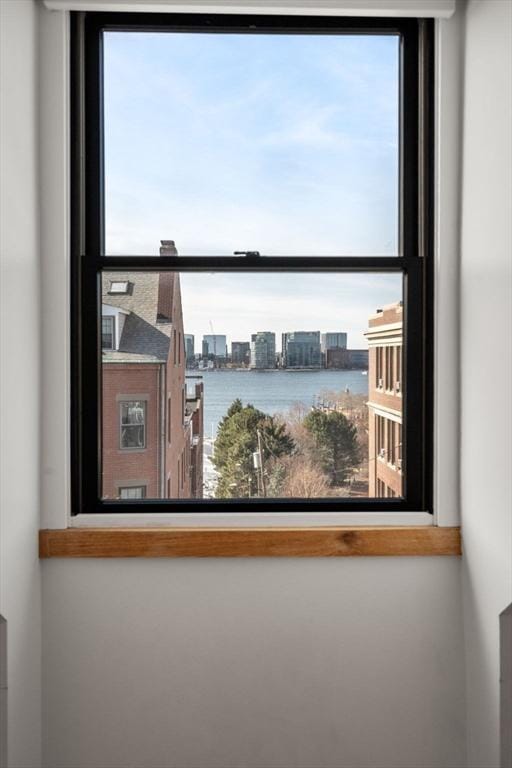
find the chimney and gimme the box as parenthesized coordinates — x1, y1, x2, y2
(160, 240, 178, 256)
(157, 240, 177, 322)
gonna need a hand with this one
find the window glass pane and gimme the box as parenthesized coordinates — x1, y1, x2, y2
(119, 486, 146, 499)
(119, 401, 146, 449)
(103, 32, 399, 256)
(101, 316, 114, 349)
(101, 269, 403, 500)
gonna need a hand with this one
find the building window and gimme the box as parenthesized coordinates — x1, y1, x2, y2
(376, 348, 383, 389)
(119, 485, 146, 499)
(108, 280, 129, 294)
(119, 401, 146, 450)
(101, 316, 115, 350)
(72, 13, 432, 514)
(396, 346, 402, 392)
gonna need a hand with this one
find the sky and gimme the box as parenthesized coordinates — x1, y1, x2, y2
(103, 30, 401, 347)
(178, 271, 401, 351)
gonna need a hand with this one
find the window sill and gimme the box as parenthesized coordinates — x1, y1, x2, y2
(39, 526, 461, 558)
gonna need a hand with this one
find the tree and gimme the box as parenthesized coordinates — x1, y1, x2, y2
(267, 455, 332, 498)
(213, 401, 294, 498)
(303, 409, 360, 486)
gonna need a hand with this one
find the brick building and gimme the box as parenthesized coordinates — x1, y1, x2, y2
(101, 241, 203, 500)
(365, 302, 403, 498)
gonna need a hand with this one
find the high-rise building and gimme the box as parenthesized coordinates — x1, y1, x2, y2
(365, 302, 403, 498)
(321, 332, 347, 353)
(250, 332, 276, 369)
(231, 341, 251, 366)
(101, 241, 203, 500)
(202, 334, 227, 359)
(184, 334, 195, 363)
(282, 331, 321, 369)
(347, 349, 369, 369)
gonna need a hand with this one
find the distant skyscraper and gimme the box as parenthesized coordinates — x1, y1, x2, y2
(321, 332, 347, 353)
(202, 334, 227, 359)
(232, 341, 251, 366)
(250, 332, 276, 369)
(184, 334, 195, 361)
(282, 331, 321, 368)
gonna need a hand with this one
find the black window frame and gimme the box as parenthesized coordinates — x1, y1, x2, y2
(71, 11, 434, 515)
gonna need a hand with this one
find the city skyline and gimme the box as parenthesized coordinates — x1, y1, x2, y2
(180, 272, 402, 350)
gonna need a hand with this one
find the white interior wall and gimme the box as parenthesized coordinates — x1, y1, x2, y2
(35, 2, 463, 767)
(42, 557, 466, 768)
(0, 1, 42, 766)
(39, 3, 466, 764)
(460, 1, 512, 767)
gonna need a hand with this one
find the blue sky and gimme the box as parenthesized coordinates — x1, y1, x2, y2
(104, 31, 401, 347)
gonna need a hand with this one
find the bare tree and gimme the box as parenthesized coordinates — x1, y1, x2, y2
(268, 455, 332, 498)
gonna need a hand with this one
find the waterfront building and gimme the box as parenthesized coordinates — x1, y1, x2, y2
(325, 347, 350, 369)
(282, 331, 322, 369)
(348, 349, 369, 369)
(365, 302, 403, 498)
(101, 241, 203, 500)
(323, 347, 369, 370)
(202, 334, 227, 360)
(231, 341, 251, 366)
(321, 332, 347, 353)
(250, 332, 276, 369)
(184, 334, 195, 365)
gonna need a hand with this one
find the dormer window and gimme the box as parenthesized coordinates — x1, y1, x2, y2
(101, 316, 115, 350)
(109, 280, 129, 294)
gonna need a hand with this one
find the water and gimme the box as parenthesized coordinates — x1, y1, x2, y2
(195, 369, 369, 437)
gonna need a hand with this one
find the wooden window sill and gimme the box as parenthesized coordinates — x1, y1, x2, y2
(39, 526, 461, 558)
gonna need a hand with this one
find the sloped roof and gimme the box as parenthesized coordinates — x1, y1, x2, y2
(102, 272, 175, 364)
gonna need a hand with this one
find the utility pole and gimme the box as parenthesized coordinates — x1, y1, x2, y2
(256, 429, 267, 497)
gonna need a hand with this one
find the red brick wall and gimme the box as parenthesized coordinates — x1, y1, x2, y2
(102, 364, 161, 499)
(102, 274, 198, 501)
(164, 275, 190, 499)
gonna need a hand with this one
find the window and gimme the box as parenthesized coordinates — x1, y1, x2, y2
(101, 315, 114, 350)
(71, 12, 433, 515)
(108, 280, 129, 294)
(396, 346, 402, 392)
(119, 400, 146, 450)
(119, 485, 146, 499)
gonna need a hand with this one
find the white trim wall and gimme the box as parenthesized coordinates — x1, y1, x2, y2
(1, 1, 43, 765)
